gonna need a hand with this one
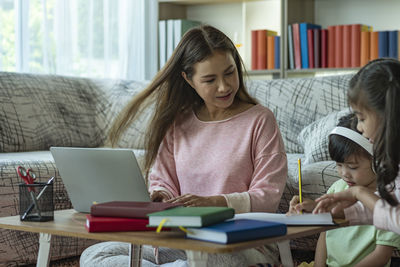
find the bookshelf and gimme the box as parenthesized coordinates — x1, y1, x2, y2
(158, 0, 400, 79)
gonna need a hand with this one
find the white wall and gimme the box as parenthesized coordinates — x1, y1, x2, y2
(315, 0, 400, 31)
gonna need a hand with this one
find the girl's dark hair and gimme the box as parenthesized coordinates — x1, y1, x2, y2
(329, 113, 371, 163)
(348, 58, 400, 206)
(107, 25, 257, 179)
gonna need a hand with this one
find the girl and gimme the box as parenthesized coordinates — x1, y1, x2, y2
(289, 113, 400, 267)
(314, 58, 400, 235)
(80, 25, 287, 266)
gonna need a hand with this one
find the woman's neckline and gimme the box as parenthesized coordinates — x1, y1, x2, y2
(193, 103, 259, 123)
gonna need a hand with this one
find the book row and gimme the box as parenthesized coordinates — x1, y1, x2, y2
(287, 23, 400, 70)
(251, 29, 281, 70)
(158, 19, 201, 69)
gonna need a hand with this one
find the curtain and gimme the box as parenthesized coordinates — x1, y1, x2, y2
(0, 0, 158, 81)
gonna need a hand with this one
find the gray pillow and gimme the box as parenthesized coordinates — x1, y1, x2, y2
(297, 108, 351, 164)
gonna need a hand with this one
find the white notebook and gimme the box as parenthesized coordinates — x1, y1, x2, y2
(233, 212, 335, 225)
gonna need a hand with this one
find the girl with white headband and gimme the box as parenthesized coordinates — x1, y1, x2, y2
(288, 113, 400, 267)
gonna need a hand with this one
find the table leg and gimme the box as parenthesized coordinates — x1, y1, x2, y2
(185, 250, 208, 267)
(277, 240, 294, 267)
(128, 244, 143, 267)
(36, 233, 52, 267)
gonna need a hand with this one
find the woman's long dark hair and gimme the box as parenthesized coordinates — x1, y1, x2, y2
(348, 58, 400, 206)
(107, 25, 257, 178)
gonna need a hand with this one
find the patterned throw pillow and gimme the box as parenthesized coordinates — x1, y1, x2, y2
(297, 108, 351, 164)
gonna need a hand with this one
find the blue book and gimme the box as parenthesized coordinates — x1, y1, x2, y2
(299, 23, 321, 69)
(274, 36, 280, 69)
(378, 31, 389, 58)
(388, 30, 398, 59)
(288, 25, 294, 69)
(186, 219, 287, 244)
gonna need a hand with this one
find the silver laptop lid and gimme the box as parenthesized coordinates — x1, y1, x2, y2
(50, 147, 150, 213)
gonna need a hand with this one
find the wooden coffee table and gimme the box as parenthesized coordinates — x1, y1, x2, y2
(0, 209, 346, 267)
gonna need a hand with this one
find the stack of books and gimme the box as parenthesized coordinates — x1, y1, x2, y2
(287, 22, 400, 69)
(147, 206, 287, 244)
(251, 29, 281, 70)
(85, 201, 181, 232)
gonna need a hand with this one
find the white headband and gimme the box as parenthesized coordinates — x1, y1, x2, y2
(329, 126, 373, 155)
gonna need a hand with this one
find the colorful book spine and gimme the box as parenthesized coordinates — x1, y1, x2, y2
(274, 36, 280, 69)
(313, 28, 321, 69)
(292, 23, 302, 69)
(360, 31, 371, 67)
(335, 25, 343, 68)
(388, 30, 398, 59)
(378, 31, 389, 58)
(267, 35, 275, 70)
(343, 24, 352, 68)
(321, 29, 328, 68)
(370, 31, 379, 61)
(299, 23, 321, 69)
(328, 25, 336, 68)
(307, 29, 314, 68)
(288, 25, 294, 69)
(256, 30, 267, 69)
(251, 30, 258, 70)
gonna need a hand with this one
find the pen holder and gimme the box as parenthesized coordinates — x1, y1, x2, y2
(19, 182, 54, 222)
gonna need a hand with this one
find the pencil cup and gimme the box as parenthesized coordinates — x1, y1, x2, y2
(19, 182, 54, 222)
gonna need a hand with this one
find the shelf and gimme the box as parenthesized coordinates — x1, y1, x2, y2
(247, 69, 280, 76)
(286, 68, 359, 73)
(159, 0, 260, 5)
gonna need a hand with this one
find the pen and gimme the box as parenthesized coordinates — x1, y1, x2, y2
(298, 158, 303, 214)
(22, 177, 54, 220)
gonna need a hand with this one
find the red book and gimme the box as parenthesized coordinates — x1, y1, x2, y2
(85, 215, 156, 232)
(267, 35, 275, 70)
(370, 31, 379, 61)
(307, 29, 314, 68)
(350, 24, 361, 67)
(257, 30, 267, 69)
(335, 25, 343, 68)
(360, 31, 370, 67)
(343, 24, 352, 68)
(90, 201, 182, 219)
(292, 23, 302, 69)
(251, 30, 258, 70)
(321, 29, 328, 68)
(327, 25, 336, 68)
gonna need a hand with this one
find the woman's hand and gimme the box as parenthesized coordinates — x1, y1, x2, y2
(166, 194, 227, 207)
(150, 190, 171, 202)
(287, 196, 316, 214)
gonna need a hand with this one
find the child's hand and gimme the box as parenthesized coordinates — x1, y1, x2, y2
(287, 196, 316, 214)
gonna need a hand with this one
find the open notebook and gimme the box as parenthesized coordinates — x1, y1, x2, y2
(234, 212, 335, 225)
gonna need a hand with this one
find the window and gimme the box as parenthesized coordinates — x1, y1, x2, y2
(0, 0, 157, 80)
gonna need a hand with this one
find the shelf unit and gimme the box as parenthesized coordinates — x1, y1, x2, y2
(158, 0, 400, 79)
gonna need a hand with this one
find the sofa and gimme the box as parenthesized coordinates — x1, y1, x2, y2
(0, 71, 395, 265)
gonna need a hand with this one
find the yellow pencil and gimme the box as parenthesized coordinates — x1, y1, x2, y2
(298, 158, 303, 213)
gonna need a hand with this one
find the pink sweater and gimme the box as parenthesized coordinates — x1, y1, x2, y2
(148, 104, 287, 213)
(344, 176, 400, 235)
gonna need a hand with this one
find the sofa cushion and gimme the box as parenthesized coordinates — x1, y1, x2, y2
(297, 108, 351, 164)
(246, 75, 352, 154)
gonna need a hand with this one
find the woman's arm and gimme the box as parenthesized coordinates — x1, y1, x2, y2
(353, 245, 394, 267)
(314, 232, 327, 267)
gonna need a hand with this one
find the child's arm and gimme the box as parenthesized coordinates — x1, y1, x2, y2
(353, 244, 394, 267)
(287, 195, 316, 214)
(314, 232, 327, 267)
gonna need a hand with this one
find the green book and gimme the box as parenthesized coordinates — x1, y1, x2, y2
(147, 206, 235, 228)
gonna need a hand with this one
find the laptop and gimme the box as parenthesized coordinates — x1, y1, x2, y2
(50, 147, 151, 213)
